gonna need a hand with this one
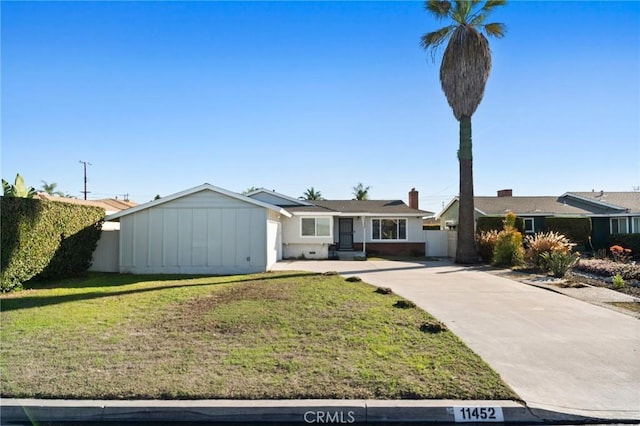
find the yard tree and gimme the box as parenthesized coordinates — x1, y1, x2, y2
(300, 187, 323, 200)
(421, 0, 506, 263)
(40, 180, 64, 196)
(352, 183, 371, 200)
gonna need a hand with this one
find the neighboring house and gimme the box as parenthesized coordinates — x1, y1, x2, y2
(99, 184, 431, 275)
(437, 189, 640, 249)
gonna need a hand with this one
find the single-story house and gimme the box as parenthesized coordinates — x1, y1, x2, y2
(436, 189, 640, 249)
(247, 187, 431, 259)
(99, 184, 432, 275)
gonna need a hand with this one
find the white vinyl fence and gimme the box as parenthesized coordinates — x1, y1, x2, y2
(90, 230, 119, 272)
(424, 230, 457, 258)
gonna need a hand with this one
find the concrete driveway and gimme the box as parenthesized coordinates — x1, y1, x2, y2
(272, 259, 640, 421)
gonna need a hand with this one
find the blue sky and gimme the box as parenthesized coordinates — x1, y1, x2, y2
(2, 1, 639, 214)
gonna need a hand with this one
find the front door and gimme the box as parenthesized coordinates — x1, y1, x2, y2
(339, 218, 353, 250)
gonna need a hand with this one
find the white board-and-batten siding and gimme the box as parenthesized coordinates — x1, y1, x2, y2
(119, 190, 269, 274)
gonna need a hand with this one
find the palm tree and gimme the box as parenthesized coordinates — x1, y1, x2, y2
(300, 187, 323, 200)
(352, 183, 371, 200)
(40, 180, 64, 196)
(421, 0, 506, 264)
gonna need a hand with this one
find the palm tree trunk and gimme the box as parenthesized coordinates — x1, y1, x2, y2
(456, 116, 479, 264)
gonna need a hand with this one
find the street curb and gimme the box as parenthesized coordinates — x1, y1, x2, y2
(1, 399, 631, 424)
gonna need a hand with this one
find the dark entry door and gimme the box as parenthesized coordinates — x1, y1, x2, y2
(339, 218, 353, 250)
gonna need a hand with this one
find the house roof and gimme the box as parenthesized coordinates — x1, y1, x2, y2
(105, 183, 291, 221)
(35, 193, 137, 212)
(437, 191, 640, 219)
(563, 192, 640, 214)
(473, 196, 593, 216)
(246, 188, 312, 207)
(286, 199, 432, 216)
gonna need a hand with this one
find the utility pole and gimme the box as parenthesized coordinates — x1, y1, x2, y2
(79, 160, 92, 200)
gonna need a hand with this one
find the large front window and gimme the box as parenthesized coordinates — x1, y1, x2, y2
(610, 217, 628, 234)
(301, 217, 331, 237)
(372, 218, 407, 240)
(632, 217, 640, 234)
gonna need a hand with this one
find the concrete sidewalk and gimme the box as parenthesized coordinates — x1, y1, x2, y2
(272, 260, 640, 421)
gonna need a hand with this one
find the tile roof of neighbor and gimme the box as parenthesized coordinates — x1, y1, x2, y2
(286, 199, 433, 215)
(35, 193, 137, 211)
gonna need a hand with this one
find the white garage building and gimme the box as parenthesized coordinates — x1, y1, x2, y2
(103, 184, 290, 275)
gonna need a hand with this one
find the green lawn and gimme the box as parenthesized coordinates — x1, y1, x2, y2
(1, 272, 517, 400)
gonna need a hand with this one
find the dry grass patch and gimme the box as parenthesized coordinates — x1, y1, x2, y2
(1, 272, 517, 400)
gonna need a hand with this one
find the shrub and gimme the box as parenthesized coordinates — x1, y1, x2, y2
(477, 215, 525, 234)
(476, 230, 499, 264)
(1, 197, 104, 291)
(545, 217, 591, 249)
(540, 251, 579, 278)
(608, 234, 640, 258)
(610, 245, 632, 263)
(375, 287, 393, 295)
(612, 274, 626, 289)
(524, 231, 576, 269)
(492, 213, 524, 267)
(345, 276, 362, 282)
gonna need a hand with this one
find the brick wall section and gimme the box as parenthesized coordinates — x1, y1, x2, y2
(353, 242, 425, 257)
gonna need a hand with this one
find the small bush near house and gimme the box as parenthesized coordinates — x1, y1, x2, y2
(476, 230, 499, 264)
(524, 231, 576, 270)
(477, 215, 525, 234)
(610, 245, 632, 263)
(608, 234, 640, 258)
(545, 217, 591, 249)
(492, 213, 524, 267)
(540, 251, 579, 278)
(612, 274, 626, 289)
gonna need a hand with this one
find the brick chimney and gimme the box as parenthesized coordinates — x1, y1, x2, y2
(409, 188, 419, 209)
(497, 189, 513, 198)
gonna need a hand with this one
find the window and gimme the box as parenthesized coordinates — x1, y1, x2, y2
(301, 217, 331, 237)
(523, 218, 535, 234)
(632, 217, 640, 234)
(610, 217, 628, 234)
(372, 219, 407, 240)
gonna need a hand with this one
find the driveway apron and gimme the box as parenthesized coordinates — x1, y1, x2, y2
(272, 260, 640, 420)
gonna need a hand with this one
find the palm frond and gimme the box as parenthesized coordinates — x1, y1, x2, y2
(481, 0, 507, 14)
(470, 12, 487, 26)
(420, 25, 455, 51)
(424, 0, 451, 20)
(483, 22, 506, 38)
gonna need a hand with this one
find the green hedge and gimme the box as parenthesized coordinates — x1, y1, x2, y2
(545, 217, 592, 248)
(423, 224, 441, 230)
(1, 197, 104, 292)
(476, 216, 524, 234)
